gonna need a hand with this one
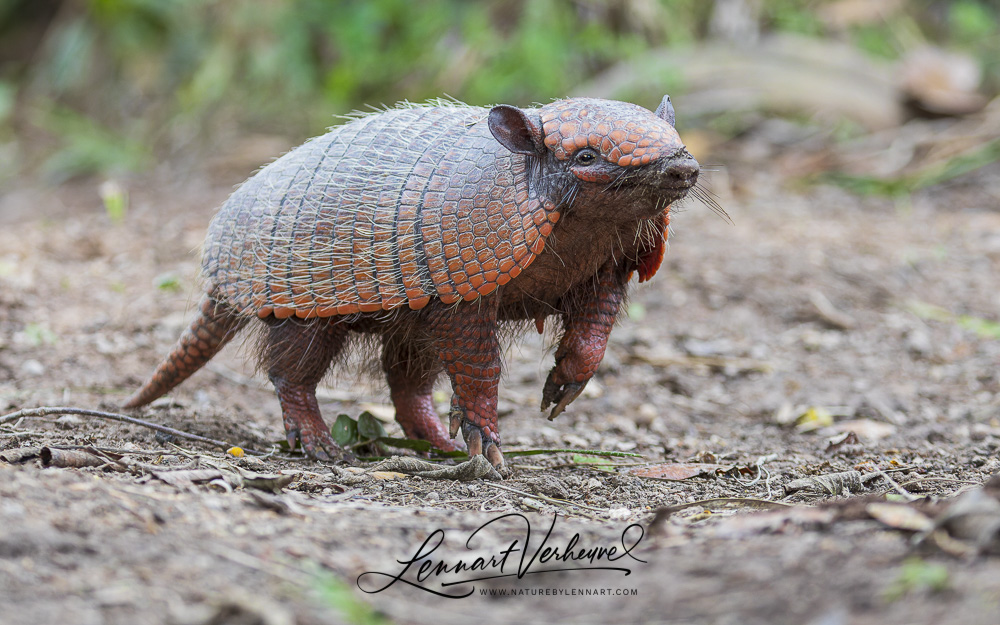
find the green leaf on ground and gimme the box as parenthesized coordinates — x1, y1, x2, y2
(316, 573, 394, 625)
(23, 323, 57, 346)
(357, 411, 387, 440)
(569, 454, 617, 472)
(885, 557, 950, 601)
(332, 414, 360, 446)
(908, 301, 1000, 339)
(99, 180, 128, 224)
(153, 272, 181, 292)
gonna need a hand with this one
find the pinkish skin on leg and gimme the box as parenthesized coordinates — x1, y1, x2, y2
(542, 261, 630, 420)
(263, 319, 349, 461)
(382, 340, 465, 452)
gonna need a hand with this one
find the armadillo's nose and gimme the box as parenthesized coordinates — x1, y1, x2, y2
(652, 152, 699, 202)
(666, 153, 699, 186)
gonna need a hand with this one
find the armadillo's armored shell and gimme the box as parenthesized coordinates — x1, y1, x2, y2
(202, 104, 560, 319)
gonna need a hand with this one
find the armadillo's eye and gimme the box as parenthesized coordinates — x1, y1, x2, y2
(574, 148, 598, 166)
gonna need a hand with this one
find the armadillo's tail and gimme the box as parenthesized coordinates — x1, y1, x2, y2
(123, 296, 247, 409)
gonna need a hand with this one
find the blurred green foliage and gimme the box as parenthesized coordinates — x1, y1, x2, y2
(34, 105, 150, 183)
(0, 0, 709, 180)
(1, 0, 999, 182)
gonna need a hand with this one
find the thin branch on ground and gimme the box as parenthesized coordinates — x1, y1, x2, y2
(874, 467, 918, 502)
(896, 477, 983, 490)
(485, 481, 607, 521)
(0, 406, 242, 452)
(658, 497, 794, 515)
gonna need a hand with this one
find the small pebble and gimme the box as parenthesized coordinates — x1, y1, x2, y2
(520, 497, 544, 510)
(425, 491, 441, 502)
(20, 360, 45, 376)
(0, 501, 25, 517)
(55, 415, 83, 429)
(607, 507, 631, 520)
(905, 329, 933, 356)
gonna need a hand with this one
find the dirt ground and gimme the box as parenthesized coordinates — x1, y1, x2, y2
(1, 120, 999, 625)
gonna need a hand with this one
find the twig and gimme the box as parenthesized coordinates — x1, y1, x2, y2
(809, 290, 857, 330)
(896, 477, 982, 490)
(658, 497, 793, 515)
(628, 350, 773, 375)
(503, 448, 644, 458)
(47, 444, 180, 456)
(874, 467, 918, 502)
(485, 481, 606, 521)
(0, 406, 239, 451)
(207, 544, 312, 587)
(548, 460, 657, 470)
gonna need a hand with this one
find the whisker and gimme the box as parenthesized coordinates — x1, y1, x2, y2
(690, 182, 732, 224)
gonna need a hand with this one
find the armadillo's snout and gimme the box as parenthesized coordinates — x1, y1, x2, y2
(664, 150, 701, 188)
(652, 151, 699, 201)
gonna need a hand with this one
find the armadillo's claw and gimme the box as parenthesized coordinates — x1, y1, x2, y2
(541, 373, 587, 421)
(287, 428, 323, 460)
(485, 444, 506, 471)
(465, 425, 483, 457)
(284, 421, 352, 462)
(449, 408, 463, 439)
(459, 419, 508, 476)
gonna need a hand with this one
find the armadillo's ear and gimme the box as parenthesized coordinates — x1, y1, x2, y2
(655, 95, 676, 127)
(488, 105, 545, 156)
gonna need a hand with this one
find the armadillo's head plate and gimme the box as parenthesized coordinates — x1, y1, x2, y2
(539, 98, 682, 168)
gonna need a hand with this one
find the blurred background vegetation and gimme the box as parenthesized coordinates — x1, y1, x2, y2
(0, 0, 998, 187)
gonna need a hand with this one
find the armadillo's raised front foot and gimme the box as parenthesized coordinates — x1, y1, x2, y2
(449, 410, 508, 475)
(541, 371, 587, 421)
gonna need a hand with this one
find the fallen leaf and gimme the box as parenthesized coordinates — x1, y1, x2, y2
(900, 45, 986, 116)
(796, 407, 834, 432)
(867, 502, 935, 532)
(784, 470, 867, 495)
(822, 419, 896, 441)
(0, 447, 42, 463)
(369, 471, 406, 481)
(825, 431, 861, 451)
(628, 462, 735, 480)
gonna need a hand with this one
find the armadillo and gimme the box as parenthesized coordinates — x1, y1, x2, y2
(124, 95, 699, 471)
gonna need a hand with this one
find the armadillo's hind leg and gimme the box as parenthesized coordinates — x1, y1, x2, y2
(382, 335, 465, 452)
(123, 297, 245, 409)
(262, 318, 349, 461)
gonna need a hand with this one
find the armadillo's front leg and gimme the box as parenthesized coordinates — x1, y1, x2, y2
(426, 303, 505, 471)
(542, 261, 629, 420)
